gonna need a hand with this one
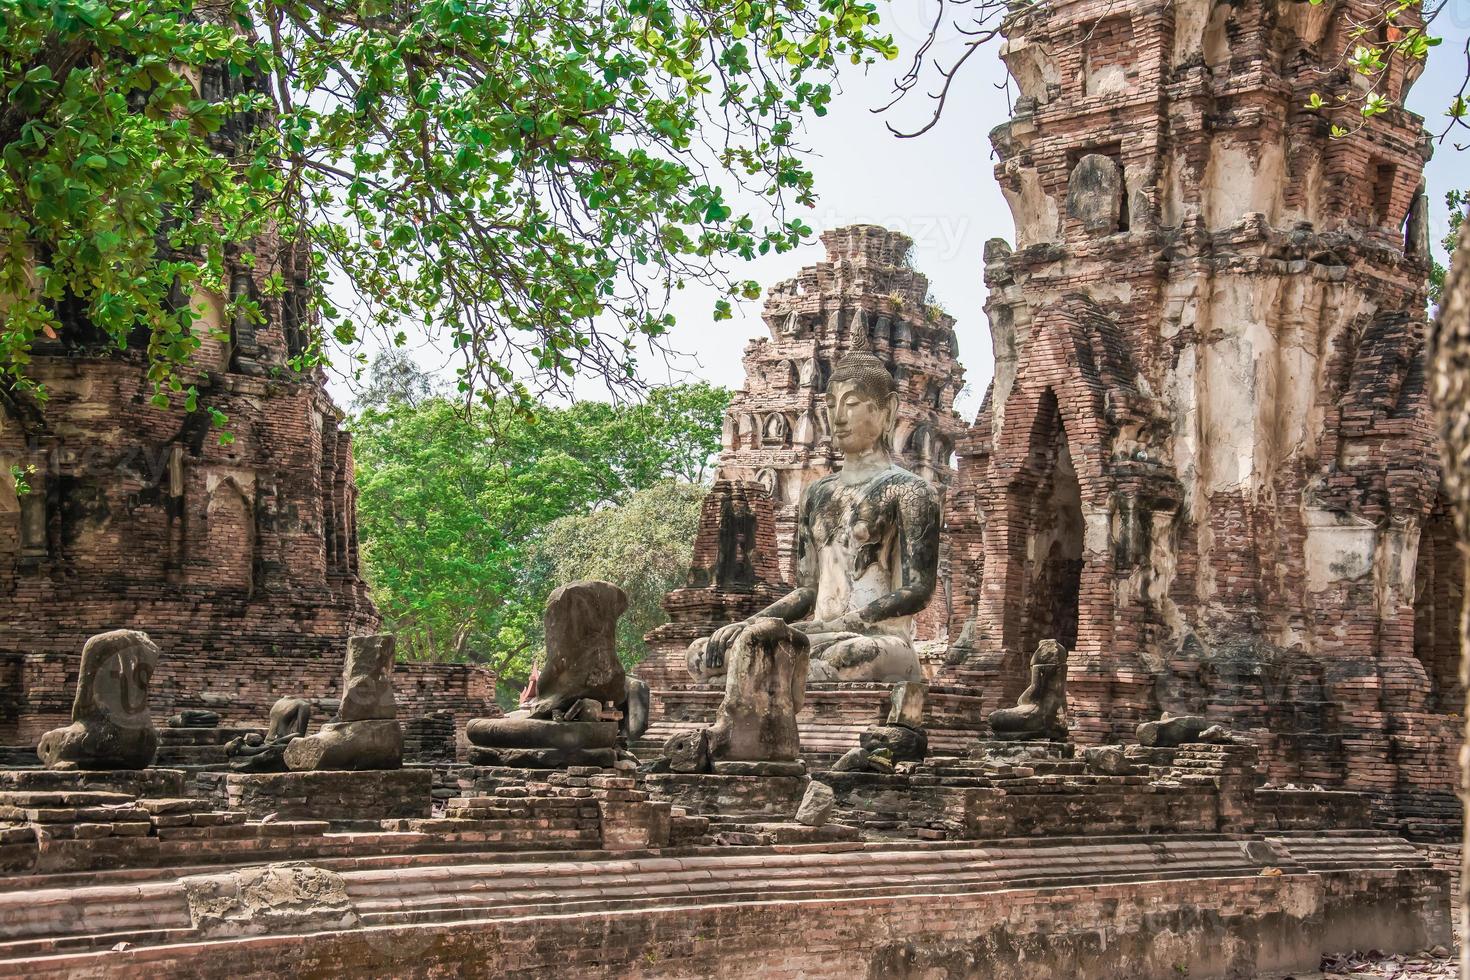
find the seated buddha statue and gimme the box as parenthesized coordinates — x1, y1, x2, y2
(688, 330, 940, 684)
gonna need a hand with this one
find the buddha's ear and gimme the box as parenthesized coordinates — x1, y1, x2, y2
(884, 391, 900, 427)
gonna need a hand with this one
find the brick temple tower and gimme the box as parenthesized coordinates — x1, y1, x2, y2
(943, 0, 1456, 831)
(715, 225, 967, 590)
(0, 61, 491, 743)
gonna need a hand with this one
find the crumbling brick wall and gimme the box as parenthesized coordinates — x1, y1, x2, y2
(941, 0, 1456, 831)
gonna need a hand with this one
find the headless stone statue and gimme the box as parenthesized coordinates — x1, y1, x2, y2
(466, 580, 650, 768)
(660, 617, 809, 772)
(988, 639, 1069, 741)
(227, 697, 313, 773)
(707, 618, 809, 762)
(286, 635, 402, 771)
(38, 630, 160, 770)
(524, 580, 630, 718)
(693, 331, 940, 684)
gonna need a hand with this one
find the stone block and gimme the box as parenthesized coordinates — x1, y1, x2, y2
(598, 799, 671, 850)
(181, 863, 360, 938)
(860, 725, 928, 762)
(467, 746, 616, 768)
(795, 781, 835, 827)
(0, 767, 186, 798)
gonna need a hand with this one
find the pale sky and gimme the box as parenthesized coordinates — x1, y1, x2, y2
(329, 10, 1470, 424)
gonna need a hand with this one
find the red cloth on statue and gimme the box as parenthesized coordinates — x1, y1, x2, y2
(519, 666, 540, 707)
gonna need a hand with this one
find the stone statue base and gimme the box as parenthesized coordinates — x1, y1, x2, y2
(464, 716, 618, 770)
(36, 721, 159, 771)
(467, 746, 616, 768)
(969, 739, 1075, 764)
(0, 767, 186, 798)
(285, 719, 403, 772)
(986, 726, 1069, 744)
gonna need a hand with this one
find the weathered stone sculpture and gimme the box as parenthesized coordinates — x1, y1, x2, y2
(707, 618, 809, 762)
(525, 580, 628, 715)
(285, 635, 402, 771)
(691, 331, 941, 683)
(167, 709, 221, 728)
(466, 581, 647, 767)
(37, 630, 161, 770)
(226, 697, 313, 773)
(1136, 713, 1233, 748)
(988, 639, 1069, 742)
(859, 681, 929, 762)
(658, 617, 809, 772)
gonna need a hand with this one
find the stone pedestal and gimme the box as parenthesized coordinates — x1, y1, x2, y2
(224, 769, 431, 822)
(640, 772, 809, 818)
(464, 717, 617, 769)
(284, 719, 403, 772)
(968, 740, 1075, 764)
(0, 767, 187, 798)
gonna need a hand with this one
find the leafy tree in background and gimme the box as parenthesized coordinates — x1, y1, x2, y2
(351, 379, 729, 682)
(353, 348, 441, 411)
(1431, 188, 1465, 303)
(0, 0, 894, 414)
(527, 480, 708, 675)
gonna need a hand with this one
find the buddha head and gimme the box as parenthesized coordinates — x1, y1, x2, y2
(825, 325, 898, 456)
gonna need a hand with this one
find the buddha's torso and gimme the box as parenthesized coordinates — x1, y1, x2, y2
(799, 466, 925, 637)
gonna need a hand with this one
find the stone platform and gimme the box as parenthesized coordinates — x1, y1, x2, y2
(0, 768, 186, 798)
(224, 770, 432, 822)
(643, 771, 810, 818)
(0, 745, 1452, 978)
(0, 833, 1447, 978)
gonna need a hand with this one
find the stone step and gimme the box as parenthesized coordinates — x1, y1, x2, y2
(0, 925, 197, 960)
(342, 839, 1275, 909)
(0, 831, 1408, 955)
(349, 853, 1282, 926)
(0, 882, 189, 940)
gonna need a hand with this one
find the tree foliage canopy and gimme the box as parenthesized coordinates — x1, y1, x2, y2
(1, 0, 894, 411)
(351, 379, 728, 681)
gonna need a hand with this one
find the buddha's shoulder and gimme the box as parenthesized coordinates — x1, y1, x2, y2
(875, 466, 940, 507)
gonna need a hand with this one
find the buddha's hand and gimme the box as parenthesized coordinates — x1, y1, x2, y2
(706, 620, 752, 666)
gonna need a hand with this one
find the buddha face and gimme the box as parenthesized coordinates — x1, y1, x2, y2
(826, 380, 896, 456)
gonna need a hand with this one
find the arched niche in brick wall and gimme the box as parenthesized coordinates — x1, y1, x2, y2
(1016, 389, 1085, 654)
(736, 413, 758, 449)
(980, 299, 1124, 664)
(198, 476, 256, 595)
(761, 412, 791, 448)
